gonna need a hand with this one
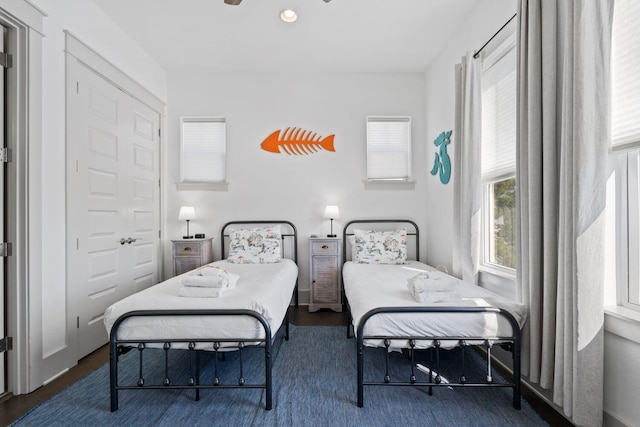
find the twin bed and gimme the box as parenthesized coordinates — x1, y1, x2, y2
(342, 220, 526, 409)
(105, 221, 298, 411)
(104, 218, 526, 413)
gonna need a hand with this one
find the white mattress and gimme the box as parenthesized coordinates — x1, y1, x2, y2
(104, 259, 298, 349)
(343, 261, 527, 349)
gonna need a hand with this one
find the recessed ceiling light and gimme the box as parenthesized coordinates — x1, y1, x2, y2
(280, 9, 297, 23)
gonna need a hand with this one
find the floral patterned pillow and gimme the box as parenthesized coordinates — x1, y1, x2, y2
(227, 226, 282, 264)
(353, 228, 407, 264)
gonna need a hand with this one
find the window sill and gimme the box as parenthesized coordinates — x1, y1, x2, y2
(176, 182, 229, 191)
(363, 180, 416, 190)
(604, 306, 640, 345)
(478, 266, 516, 300)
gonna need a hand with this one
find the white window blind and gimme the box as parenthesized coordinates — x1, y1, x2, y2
(181, 118, 226, 183)
(612, 0, 640, 148)
(366, 117, 411, 180)
(481, 37, 517, 181)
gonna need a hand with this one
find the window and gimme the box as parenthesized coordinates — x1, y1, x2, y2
(613, 0, 640, 311)
(366, 117, 411, 181)
(612, 0, 640, 149)
(480, 30, 517, 273)
(180, 117, 226, 184)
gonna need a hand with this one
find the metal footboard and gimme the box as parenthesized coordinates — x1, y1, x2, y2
(109, 309, 284, 412)
(355, 306, 521, 410)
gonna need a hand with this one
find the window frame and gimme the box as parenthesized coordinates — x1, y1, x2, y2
(611, 0, 640, 313)
(481, 174, 517, 278)
(365, 116, 413, 183)
(178, 116, 228, 191)
(615, 149, 640, 312)
(478, 27, 517, 279)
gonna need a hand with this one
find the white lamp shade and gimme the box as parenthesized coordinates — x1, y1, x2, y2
(178, 206, 196, 220)
(323, 205, 340, 219)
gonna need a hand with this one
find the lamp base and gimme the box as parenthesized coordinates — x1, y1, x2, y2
(183, 235, 194, 239)
(327, 234, 337, 238)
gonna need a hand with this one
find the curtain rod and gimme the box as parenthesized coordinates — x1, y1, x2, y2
(473, 13, 517, 59)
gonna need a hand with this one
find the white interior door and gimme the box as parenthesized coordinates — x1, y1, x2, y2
(67, 59, 160, 359)
(0, 24, 6, 395)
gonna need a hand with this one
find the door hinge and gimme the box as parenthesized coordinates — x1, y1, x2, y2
(0, 52, 12, 69)
(0, 147, 11, 163)
(77, 317, 80, 329)
(0, 337, 13, 352)
(0, 242, 12, 257)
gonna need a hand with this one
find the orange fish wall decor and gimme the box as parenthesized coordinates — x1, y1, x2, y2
(260, 127, 336, 155)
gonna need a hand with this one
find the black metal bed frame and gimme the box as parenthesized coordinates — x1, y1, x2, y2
(109, 220, 298, 412)
(342, 219, 522, 409)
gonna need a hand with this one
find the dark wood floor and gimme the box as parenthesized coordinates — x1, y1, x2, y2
(0, 306, 571, 426)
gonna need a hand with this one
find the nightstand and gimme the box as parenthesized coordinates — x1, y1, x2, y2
(309, 238, 342, 312)
(171, 238, 214, 276)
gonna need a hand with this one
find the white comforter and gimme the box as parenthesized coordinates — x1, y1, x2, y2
(104, 259, 298, 348)
(343, 261, 527, 349)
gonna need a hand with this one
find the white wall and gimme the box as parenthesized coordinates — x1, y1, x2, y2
(25, 0, 167, 389)
(165, 71, 427, 299)
(604, 330, 640, 427)
(423, 0, 516, 273)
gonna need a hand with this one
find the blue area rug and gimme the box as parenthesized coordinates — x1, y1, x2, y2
(12, 326, 547, 426)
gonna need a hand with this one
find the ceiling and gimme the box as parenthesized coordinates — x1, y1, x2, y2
(92, 0, 480, 73)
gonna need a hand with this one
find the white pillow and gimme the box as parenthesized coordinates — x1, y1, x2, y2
(227, 226, 282, 264)
(353, 228, 407, 264)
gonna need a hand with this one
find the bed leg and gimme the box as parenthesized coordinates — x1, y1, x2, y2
(265, 340, 273, 410)
(513, 339, 521, 410)
(285, 312, 290, 341)
(109, 341, 119, 412)
(357, 340, 364, 407)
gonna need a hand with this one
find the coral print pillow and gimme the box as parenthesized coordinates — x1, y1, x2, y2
(353, 228, 407, 264)
(227, 226, 282, 264)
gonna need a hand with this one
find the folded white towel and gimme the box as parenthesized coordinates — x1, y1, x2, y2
(181, 273, 240, 289)
(178, 286, 228, 298)
(407, 272, 458, 293)
(182, 266, 240, 288)
(195, 266, 227, 277)
(412, 290, 461, 304)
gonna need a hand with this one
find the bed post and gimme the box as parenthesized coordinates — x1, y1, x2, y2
(109, 334, 119, 412)
(357, 336, 364, 408)
(265, 332, 273, 410)
(513, 326, 522, 409)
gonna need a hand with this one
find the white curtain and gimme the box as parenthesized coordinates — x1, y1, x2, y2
(516, 1, 613, 425)
(453, 52, 482, 284)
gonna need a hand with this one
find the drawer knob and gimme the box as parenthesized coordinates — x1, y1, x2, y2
(183, 247, 192, 251)
(321, 245, 329, 249)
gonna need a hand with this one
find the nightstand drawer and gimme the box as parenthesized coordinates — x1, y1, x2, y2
(171, 238, 213, 276)
(311, 241, 339, 255)
(174, 242, 201, 256)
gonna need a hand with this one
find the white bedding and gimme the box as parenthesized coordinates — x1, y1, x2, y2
(343, 261, 527, 349)
(104, 259, 298, 349)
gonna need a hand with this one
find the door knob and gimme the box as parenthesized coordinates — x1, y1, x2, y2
(120, 238, 127, 245)
(126, 237, 139, 244)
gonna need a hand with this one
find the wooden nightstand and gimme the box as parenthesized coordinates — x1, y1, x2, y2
(309, 238, 342, 312)
(171, 238, 214, 276)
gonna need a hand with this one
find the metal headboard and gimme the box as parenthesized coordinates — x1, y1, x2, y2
(220, 220, 299, 306)
(342, 219, 420, 263)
